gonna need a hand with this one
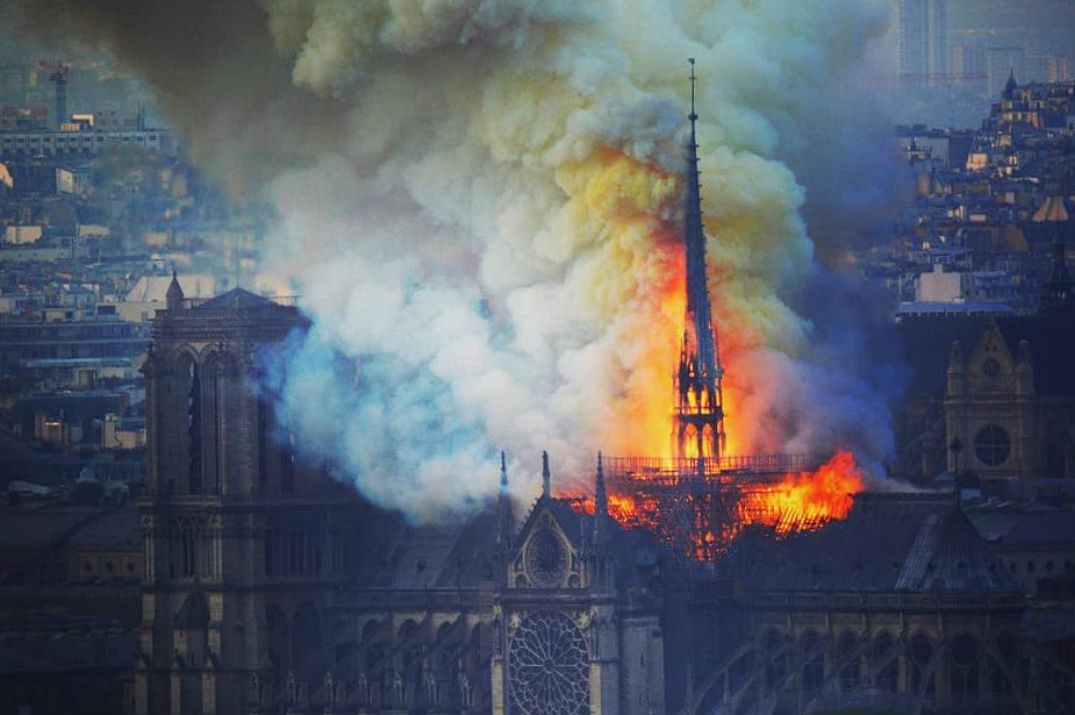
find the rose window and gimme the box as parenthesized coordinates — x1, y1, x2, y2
(508, 611, 589, 715)
(524, 528, 568, 587)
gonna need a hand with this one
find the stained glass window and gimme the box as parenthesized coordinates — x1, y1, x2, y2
(508, 611, 589, 715)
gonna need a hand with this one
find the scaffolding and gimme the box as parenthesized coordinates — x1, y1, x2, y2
(597, 452, 829, 566)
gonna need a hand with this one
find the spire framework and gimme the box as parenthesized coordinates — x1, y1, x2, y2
(674, 58, 726, 463)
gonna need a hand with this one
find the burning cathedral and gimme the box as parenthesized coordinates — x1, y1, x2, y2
(134, 67, 1058, 715)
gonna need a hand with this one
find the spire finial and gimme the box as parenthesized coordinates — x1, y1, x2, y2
(675, 56, 725, 462)
(166, 266, 185, 309)
(541, 451, 550, 498)
(497, 451, 513, 552)
(688, 57, 697, 122)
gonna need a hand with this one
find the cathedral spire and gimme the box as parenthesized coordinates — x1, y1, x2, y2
(541, 450, 551, 498)
(674, 58, 726, 464)
(595, 452, 607, 518)
(593, 452, 608, 546)
(497, 451, 513, 550)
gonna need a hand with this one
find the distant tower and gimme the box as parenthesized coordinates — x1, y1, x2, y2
(674, 59, 726, 463)
(38, 61, 69, 129)
(1040, 240, 1073, 317)
(1002, 67, 1018, 100)
(896, 0, 947, 84)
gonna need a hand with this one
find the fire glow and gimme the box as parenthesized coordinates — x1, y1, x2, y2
(564, 451, 864, 559)
(736, 451, 863, 535)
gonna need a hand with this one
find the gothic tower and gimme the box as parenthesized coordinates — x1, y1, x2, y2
(674, 59, 726, 463)
(136, 286, 356, 715)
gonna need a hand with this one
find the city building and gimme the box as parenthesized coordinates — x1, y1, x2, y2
(894, 248, 1075, 484)
(896, 0, 948, 85)
(0, 128, 175, 160)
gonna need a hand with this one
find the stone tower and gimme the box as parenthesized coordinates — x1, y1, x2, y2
(135, 287, 356, 714)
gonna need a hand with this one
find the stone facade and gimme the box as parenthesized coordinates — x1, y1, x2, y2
(895, 312, 1075, 485)
(137, 286, 665, 715)
(687, 494, 1069, 715)
(136, 285, 357, 715)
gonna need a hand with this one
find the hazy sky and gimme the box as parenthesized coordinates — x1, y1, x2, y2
(950, 0, 1075, 58)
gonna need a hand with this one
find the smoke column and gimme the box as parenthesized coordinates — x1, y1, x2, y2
(16, 0, 901, 519)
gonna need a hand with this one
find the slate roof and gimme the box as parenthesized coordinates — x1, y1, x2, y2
(965, 502, 1075, 548)
(123, 274, 215, 302)
(194, 287, 281, 311)
(353, 508, 500, 589)
(723, 493, 1022, 596)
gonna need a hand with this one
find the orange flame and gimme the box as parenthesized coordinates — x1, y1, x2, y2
(736, 450, 863, 535)
(562, 451, 864, 559)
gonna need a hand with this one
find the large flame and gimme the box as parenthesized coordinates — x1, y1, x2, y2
(736, 450, 863, 535)
(565, 450, 864, 559)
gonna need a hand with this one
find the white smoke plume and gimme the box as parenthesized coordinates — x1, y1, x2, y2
(16, 0, 900, 519)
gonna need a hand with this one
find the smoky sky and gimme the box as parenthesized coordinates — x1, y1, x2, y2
(10, 0, 348, 189)
(11, 0, 919, 518)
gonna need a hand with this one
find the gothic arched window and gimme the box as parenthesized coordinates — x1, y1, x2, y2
(291, 603, 322, 672)
(909, 633, 936, 697)
(508, 611, 589, 715)
(763, 629, 786, 689)
(838, 631, 861, 693)
(186, 359, 202, 494)
(950, 634, 980, 700)
(800, 630, 824, 694)
(874, 632, 898, 693)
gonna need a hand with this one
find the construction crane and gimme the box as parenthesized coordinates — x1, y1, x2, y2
(38, 60, 69, 129)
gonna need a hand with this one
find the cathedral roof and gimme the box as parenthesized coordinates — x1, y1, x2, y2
(723, 493, 1022, 596)
(193, 286, 281, 311)
(351, 507, 500, 590)
(965, 501, 1075, 549)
